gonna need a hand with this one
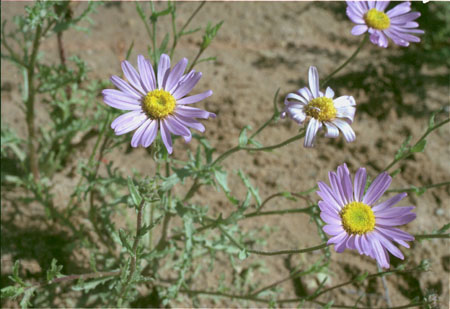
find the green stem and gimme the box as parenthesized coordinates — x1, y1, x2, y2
(320, 34, 368, 87)
(383, 118, 450, 172)
(118, 199, 146, 301)
(243, 206, 314, 219)
(26, 24, 42, 181)
(414, 233, 450, 240)
(387, 181, 450, 193)
(170, 1, 206, 58)
(187, 47, 206, 72)
(211, 131, 305, 168)
(178, 287, 429, 308)
(247, 243, 328, 256)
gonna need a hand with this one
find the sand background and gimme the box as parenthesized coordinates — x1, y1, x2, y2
(1, 1, 449, 308)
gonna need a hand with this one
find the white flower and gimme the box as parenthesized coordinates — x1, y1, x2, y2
(282, 66, 356, 147)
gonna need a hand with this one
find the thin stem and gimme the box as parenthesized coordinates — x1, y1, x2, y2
(187, 47, 205, 72)
(178, 287, 429, 308)
(378, 265, 392, 307)
(414, 233, 450, 240)
(387, 181, 450, 193)
(383, 118, 450, 172)
(320, 34, 368, 87)
(170, 1, 206, 58)
(244, 206, 314, 219)
(118, 199, 146, 301)
(24, 270, 120, 291)
(150, 2, 158, 66)
(26, 24, 42, 181)
(210, 131, 305, 168)
(57, 31, 72, 99)
(129, 200, 145, 279)
(250, 268, 305, 296)
(247, 243, 328, 256)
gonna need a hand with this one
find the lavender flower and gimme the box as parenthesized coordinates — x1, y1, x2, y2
(317, 164, 416, 268)
(103, 54, 215, 154)
(346, 1, 424, 48)
(282, 66, 356, 148)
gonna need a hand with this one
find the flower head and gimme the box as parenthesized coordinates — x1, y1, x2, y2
(103, 54, 216, 154)
(282, 66, 356, 148)
(346, 1, 424, 48)
(317, 164, 416, 268)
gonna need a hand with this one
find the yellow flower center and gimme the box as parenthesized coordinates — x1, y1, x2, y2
(306, 97, 337, 122)
(364, 8, 390, 30)
(142, 89, 176, 120)
(340, 202, 375, 235)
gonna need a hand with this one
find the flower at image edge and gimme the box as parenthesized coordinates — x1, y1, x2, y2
(346, 1, 424, 48)
(282, 66, 356, 148)
(102, 54, 216, 154)
(317, 163, 416, 268)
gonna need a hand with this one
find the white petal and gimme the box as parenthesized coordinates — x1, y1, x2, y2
(308, 66, 320, 98)
(304, 118, 321, 147)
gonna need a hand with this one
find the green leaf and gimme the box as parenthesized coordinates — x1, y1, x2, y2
(214, 169, 229, 192)
(201, 21, 224, 50)
(9, 261, 25, 287)
(1, 285, 24, 299)
(428, 111, 437, 129)
(323, 300, 334, 309)
(72, 276, 115, 292)
(118, 229, 133, 254)
(19, 287, 36, 309)
(127, 176, 142, 207)
(238, 249, 249, 260)
(46, 259, 63, 282)
(411, 139, 427, 153)
(356, 271, 369, 282)
(238, 169, 261, 207)
(160, 173, 180, 191)
(238, 125, 251, 147)
(395, 135, 412, 160)
(125, 40, 134, 61)
(411, 185, 426, 196)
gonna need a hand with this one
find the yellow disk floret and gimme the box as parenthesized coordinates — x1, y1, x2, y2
(306, 97, 337, 122)
(364, 8, 390, 30)
(142, 89, 176, 120)
(340, 201, 375, 235)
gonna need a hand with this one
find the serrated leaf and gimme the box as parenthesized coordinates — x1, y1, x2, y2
(160, 173, 179, 191)
(411, 185, 426, 196)
(238, 126, 251, 147)
(19, 287, 36, 309)
(428, 111, 437, 129)
(72, 276, 115, 292)
(356, 271, 369, 282)
(238, 249, 249, 260)
(46, 259, 63, 282)
(436, 223, 450, 234)
(118, 229, 133, 254)
(1, 285, 24, 299)
(281, 191, 297, 201)
(411, 139, 427, 153)
(214, 169, 229, 193)
(395, 135, 412, 160)
(127, 177, 142, 207)
(238, 169, 261, 207)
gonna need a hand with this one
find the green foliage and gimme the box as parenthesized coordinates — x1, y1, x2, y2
(1, 1, 448, 308)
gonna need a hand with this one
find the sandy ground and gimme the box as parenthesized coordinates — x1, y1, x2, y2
(1, 1, 449, 308)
